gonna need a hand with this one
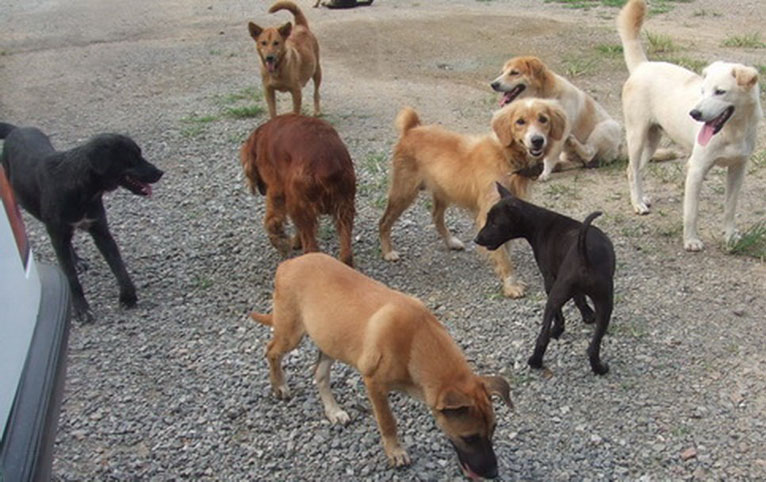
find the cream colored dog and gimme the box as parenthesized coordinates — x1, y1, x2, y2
(251, 253, 512, 478)
(618, 0, 762, 251)
(491, 56, 623, 181)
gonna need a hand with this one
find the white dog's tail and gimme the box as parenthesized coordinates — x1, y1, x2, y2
(395, 107, 421, 136)
(617, 0, 648, 73)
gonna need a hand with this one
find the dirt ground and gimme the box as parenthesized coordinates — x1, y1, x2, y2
(2, 0, 765, 479)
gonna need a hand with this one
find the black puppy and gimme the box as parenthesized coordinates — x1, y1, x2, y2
(475, 183, 615, 375)
(0, 122, 163, 323)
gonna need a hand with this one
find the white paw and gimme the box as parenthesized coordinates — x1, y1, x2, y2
(538, 171, 552, 182)
(684, 238, 705, 252)
(725, 230, 741, 247)
(503, 278, 527, 299)
(326, 407, 350, 425)
(447, 237, 465, 251)
(383, 250, 400, 262)
(633, 202, 650, 215)
(385, 446, 412, 467)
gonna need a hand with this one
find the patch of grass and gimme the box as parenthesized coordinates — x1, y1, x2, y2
(359, 151, 390, 209)
(544, 182, 580, 200)
(692, 9, 722, 17)
(610, 319, 648, 338)
(561, 56, 599, 78)
(595, 44, 623, 57)
(656, 223, 682, 239)
(194, 275, 214, 290)
(727, 222, 766, 259)
(216, 86, 261, 106)
(648, 161, 683, 184)
(645, 31, 677, 55)
(721, 33, 766, 49)
(180, 125, 205, 138)
(225, 105, 264, 119)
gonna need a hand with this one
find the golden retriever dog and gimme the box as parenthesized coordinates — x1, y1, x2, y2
(618, 0, 762, 251)
(251, 253, 512, 475)
(248, 1, 321, 118)
(378, 99, 566, 298)
(490, 56, 622, 181)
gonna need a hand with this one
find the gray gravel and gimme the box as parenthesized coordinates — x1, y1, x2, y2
(2, 0, 766, 480)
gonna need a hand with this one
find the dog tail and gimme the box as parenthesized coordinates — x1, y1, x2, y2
(578, 211, 602, 266)
(0, 122, 17, 139)
(617, 0, 648, 74)
(250, 311, 273, 326)
(395, 107, 420, 136)
(269, 1, 309, 27)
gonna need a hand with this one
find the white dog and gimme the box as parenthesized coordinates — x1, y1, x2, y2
(490, 55, 623, 181)
(618, 0, 762, 251)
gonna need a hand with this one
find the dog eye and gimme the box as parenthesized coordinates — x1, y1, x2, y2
(714, 88, 725, 95)
(461, 434, 481, 445)
(515, 118, 526, 126)
(261, 41, 267, 46)
(510, 70, 519, 75)
(538, 116, 548, 124)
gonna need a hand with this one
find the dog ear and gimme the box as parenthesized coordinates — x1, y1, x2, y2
(491, 106, 515, 147)
(547, 103, 567, 142)
(525, 57, 554, 94)
(278, 22, 292, 38)
(495, 182, 513, 199)
(248, 22, 263, 40)
(481, 375, 513, 409)
(436, 388, 473, 412)
(733, 66, 758, 89)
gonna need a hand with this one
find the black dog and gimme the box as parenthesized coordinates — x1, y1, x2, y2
(0, 122, 163, 323)
(475, 183, 615, 375)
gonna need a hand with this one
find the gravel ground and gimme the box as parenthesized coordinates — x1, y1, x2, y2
(2, 0, 766, 479)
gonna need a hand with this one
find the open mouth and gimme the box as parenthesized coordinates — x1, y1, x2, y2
(265, 58, 278, 73)
(696, 106, 734, 147)
(459, 460, 482, 480)
(122, 175, 153, 197)
(498, 84, 526, 107)
(528, 145, 544, 159)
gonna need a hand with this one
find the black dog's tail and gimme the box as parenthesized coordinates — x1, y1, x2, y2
(578, 211, 602, 266)
(0, 122, 17, 139)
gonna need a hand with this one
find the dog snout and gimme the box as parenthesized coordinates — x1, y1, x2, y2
(530, 135, 545, 149)
(689, 109, 703, 121)
(490, 81, 501, 91)
(265, 54, 276, 63)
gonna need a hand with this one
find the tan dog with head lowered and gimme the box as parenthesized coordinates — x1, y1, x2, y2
(251, 253, 512, 478)
(248, 1, 321, 118)
(379, 99, 566, 298)
(491, 56, 622, 181)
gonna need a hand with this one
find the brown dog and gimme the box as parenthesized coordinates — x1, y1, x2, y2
(240, 114, 355, 266)
(248, 1, 321, 118)
(251, 253, 512, 477)
(379, 99, 566, 298)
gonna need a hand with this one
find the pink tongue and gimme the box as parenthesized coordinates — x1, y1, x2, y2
(697, 123, 714, 146)
(267, 62, 276, 73)
(498, 92, 512, 107)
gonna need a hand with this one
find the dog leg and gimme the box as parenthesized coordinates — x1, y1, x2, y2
(587, 294, 612, 375)
(70, 245, 89, 273)
(573, 294, 595, 324)
(582, 120, 623, 168)
(312, 65, 322, 116)
(364, 377, 411, 467)
(544, 273, 566, 339)
(682, 151, 711, 251)
(538, 139, 565, 182)
(722, 162, 746, 246)
(264, 195, 292, 257)
(335, 202, 355, 267)
(626, 125, 660, 214)
(290, 87, 303, 116)
(88, 214, 137, 308)
(314, 351, 350, 424)
(289, 206, 319, 255)
(265, 86, 277, 118)
(432, 196, 464, 251)
(529, 282, 572, 369)
(265, 327, 304, 399)
(48, 227, 93, 323)
(379, 165, 420, 261)
(291, 233, 303, 250)
(565, 135, 596, 166)
(480, 244, 526, 298)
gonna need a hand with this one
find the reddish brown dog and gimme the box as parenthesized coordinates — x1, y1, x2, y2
(240, 114, 355, 266)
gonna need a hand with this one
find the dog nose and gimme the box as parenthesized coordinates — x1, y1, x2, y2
(531, 135, 544, 148)
(689, 109, 703, 121)
(266, 55, 276, 62)
(490, 81, 500, 91)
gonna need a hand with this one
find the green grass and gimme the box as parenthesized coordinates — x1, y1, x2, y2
(225, 105, 264, 119)
(561, 55, 599, 77)
(728, 222, 766, 259)
(359, 151, 390, 210)
(595, 44, 623, 57)
(646, 31, 677, 54)
(216, 86, 262, 106)
(721, 33, 766, 49)
(544, 0, 689, 13)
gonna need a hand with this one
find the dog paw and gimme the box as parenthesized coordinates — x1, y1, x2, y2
(382, 250, 400, 262)
(633, 202, 650, 215)
(537, 171, 552, 182)
(591, 361, 610, 376)
(527, 355, 544, 369)
(684, 238, 704, 252)
(120, 291, 138, 308)
(385, 446, 412, 467)
(273, 385, 291, 400)
(326, 408, 351, 425)
(724, 230, 741, 247)
(503, 279, 527, 299)
(447, 237, 465, 251)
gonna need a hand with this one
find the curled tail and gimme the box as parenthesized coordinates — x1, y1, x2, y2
(395, 107, 420, 136)
(0, 122, 17, 139)
(269, 1, 309, 27)
(617, 0, 648, 74)
(250, 311, 273, 326)
(578, 211, 602, 266)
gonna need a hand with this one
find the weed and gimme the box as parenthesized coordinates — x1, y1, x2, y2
(727, 221, 766, 259)
(181, 114, 219, 124)
(216, 87, 262, 106)
(561, 56, 598, 77)
(721, 33, 766, 49)
(194, 275, 214, 290)
(645, 31, 677, 54)
(226, 105, 264, 119)
(180, 125, 205, 138)
(595, 44, 623, 57)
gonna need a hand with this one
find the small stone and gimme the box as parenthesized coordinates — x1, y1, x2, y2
(681, 447, 697, 461)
